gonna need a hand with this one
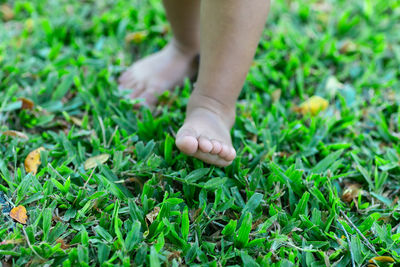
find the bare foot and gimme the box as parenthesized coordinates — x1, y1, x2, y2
(175, 93, 237, 167)
(118, 40, 198, 106)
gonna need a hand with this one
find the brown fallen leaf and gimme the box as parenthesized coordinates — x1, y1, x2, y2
(18, 97, 35, 110)
(368, 256, 395, 264)
(294, 96, 329, 116)
(339, 39, 357, 54)
(167, 251, 182, 262)
(2, 130, 28, 139)
(342, 183, 362, 203)
(24, 147, 45, 175)
(391, 196, 399, 207)
(0, 4, 14, 21)
(146, 206, 160, 224)
(56, 238, 70, 250)
(125, 31, 148, 44)
(84, 154, 110, 170)
(10, 205, 28, 224)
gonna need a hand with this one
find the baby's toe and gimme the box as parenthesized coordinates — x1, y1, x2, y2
(219, 144, 231, 159)
(118, 70, 136, 86)
(198, 136, 213, 153)
(210, 140, 222, 155)
(118, 71, 129, 83)
(137, 90, 158, 107)
(225, 147, 236, 161)
(176, 128, 199, 155)
(130, 82, 146, 98)
(192, 151, 232, 167)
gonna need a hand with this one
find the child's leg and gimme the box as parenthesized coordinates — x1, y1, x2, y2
(118, 0, 200, 105)
(176, 0, 270, 167)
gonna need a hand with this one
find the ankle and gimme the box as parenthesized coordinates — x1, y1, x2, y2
(170, 38, 199, 59)
(187, 92, 236, 127)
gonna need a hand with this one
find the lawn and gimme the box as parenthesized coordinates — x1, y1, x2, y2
(0, 0, 400, 266)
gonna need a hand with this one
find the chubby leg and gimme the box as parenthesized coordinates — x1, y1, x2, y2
(176, 0, 270, 167)
(118, 0, 200, 106)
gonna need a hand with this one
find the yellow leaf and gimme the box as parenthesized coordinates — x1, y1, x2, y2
(24, 147, 45, 175)
(2, 130, 28, 139)
(10, 205, 28, 224)
(368, 256, 395, 263)
(25, 18, 34, 32)
(84, 154, 110, 170)
(125, 31, 148, 44)
(70, 116, 83, 127)
(296, 96, 329, 115)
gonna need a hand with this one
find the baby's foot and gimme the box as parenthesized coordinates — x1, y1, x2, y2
(176, 94, 237, 167)
(118, 40, 198, 106)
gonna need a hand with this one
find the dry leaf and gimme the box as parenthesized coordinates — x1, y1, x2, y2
(342, 184, 361, 203)
(10, 205, 28, 224)
(271, 89, 282, 102)
(146, 206, 160, 224)
(295, 96, 329, 115)
(339, 40, 357, 54)
(25, 18, 34, 32)
(0, 239, 24, 245)
(122, 177, 144, 190)
(84, 154, 110, 170)
(24, 147, 45, 175)
(125, 31, 148, 44)
(0, 4, 14, 21)
(18, 97, 35, 110)
(1, 260, 13, 267)
(160, 25, 170, 36)
(70, 116, 83, 127)
(2, 130, 28, 139)
(368, 256, 395, 263)
(325, 76, 343, 97)
(311, 2, 332, 12)
(167, 251, 182, 262)
(56, 238, 70, 250)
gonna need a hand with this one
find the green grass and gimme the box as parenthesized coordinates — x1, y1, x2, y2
(0, 0, 400, 266)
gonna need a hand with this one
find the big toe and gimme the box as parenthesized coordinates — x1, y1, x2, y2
(176, 128, 199, 155)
